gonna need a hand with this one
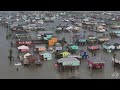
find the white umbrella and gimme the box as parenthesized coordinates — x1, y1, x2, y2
(98, 25, 104, 29)
(66, 26, 73, 30)
(57, 27, 62, 30)
(74, 27, 80, 30)
(115, 26, 120, 28)
(18, 45, 29, 50)
(24, 53, 31, 58)
(14, 62, 21, 66)
(57, 57, 80, 63)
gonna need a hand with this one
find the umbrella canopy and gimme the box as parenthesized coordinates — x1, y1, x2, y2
(66, 26, 73, 30)
(74, 27, 80, 30)
(18, 45, 29, 50)
(14, 62, 21, 66)
(98, 25, 104, 29)
(57, 57, 80, 64)
(24, 53, 31, 58)
(70, 45, 79, 50)
(57, 27, 62, 30)
(88, 57, 105, 64)
(88, 46, 99, 49)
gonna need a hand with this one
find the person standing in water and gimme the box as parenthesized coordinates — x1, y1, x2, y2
(16, 66, 19, 71)
(11, 42, 13, 47)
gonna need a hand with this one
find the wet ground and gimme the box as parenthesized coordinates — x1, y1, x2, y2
(1, 16, 120, 79)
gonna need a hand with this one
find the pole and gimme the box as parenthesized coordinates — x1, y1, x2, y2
(113, 53, 116, 72)
(70, 29, 72, 43)
(114, 56, 115, 72)
(101, 44, 102, 60)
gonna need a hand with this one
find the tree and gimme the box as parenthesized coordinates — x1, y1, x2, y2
(60, 37, 67, 47)
(6, 34, 8, 39)
(46, 44, 49, 50)
(60, 41, 64, 46)
(109, 33, 116, 38)
(62, 37, 65, 42)
(70, 49, 76, 54)
(55, 30, 59, 34)
(84, 30, 86, 37)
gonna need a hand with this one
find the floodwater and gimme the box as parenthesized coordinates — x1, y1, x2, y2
(1, 14, 120, 79)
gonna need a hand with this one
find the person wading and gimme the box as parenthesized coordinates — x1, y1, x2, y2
(11, 42, 13, 47)
(16, 66, 19, 71)
(8, 49, 13, 62)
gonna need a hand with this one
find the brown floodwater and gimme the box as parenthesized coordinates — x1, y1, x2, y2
(0, 14, 120, 79)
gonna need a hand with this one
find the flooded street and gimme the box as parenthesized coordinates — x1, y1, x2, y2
(0, 11, 120, 79)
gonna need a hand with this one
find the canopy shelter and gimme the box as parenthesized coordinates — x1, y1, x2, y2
(97, 36, 109, 40)
(97, 25, 104, 29)
(88, 57, 105, 64)
(88, 35, 96, 39)
(34, 45, 46, 52)
(74, 27, 80, 30)
(57, 57, 80, 66)
(24, 53, 31, 58)
(18, 45, 29, 50)
(87, 45, 99, 50)
(37, 31, 53, 35)
(66, 26, 74, 30)
(67, 55, 82, 60)
(88, 57, 105, 69)
(14, 62, 21, 66)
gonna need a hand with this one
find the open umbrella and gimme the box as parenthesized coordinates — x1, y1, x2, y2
(18, 45, 29, 50)
(15, 62, 21, 66)
(24, 53, 31, 58)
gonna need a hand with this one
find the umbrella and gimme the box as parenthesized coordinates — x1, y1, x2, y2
(66, 26, 73, 30)
(24, 53, 31, 58)
(18, 45, 29, 50)
(14, 62, 21, 66)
